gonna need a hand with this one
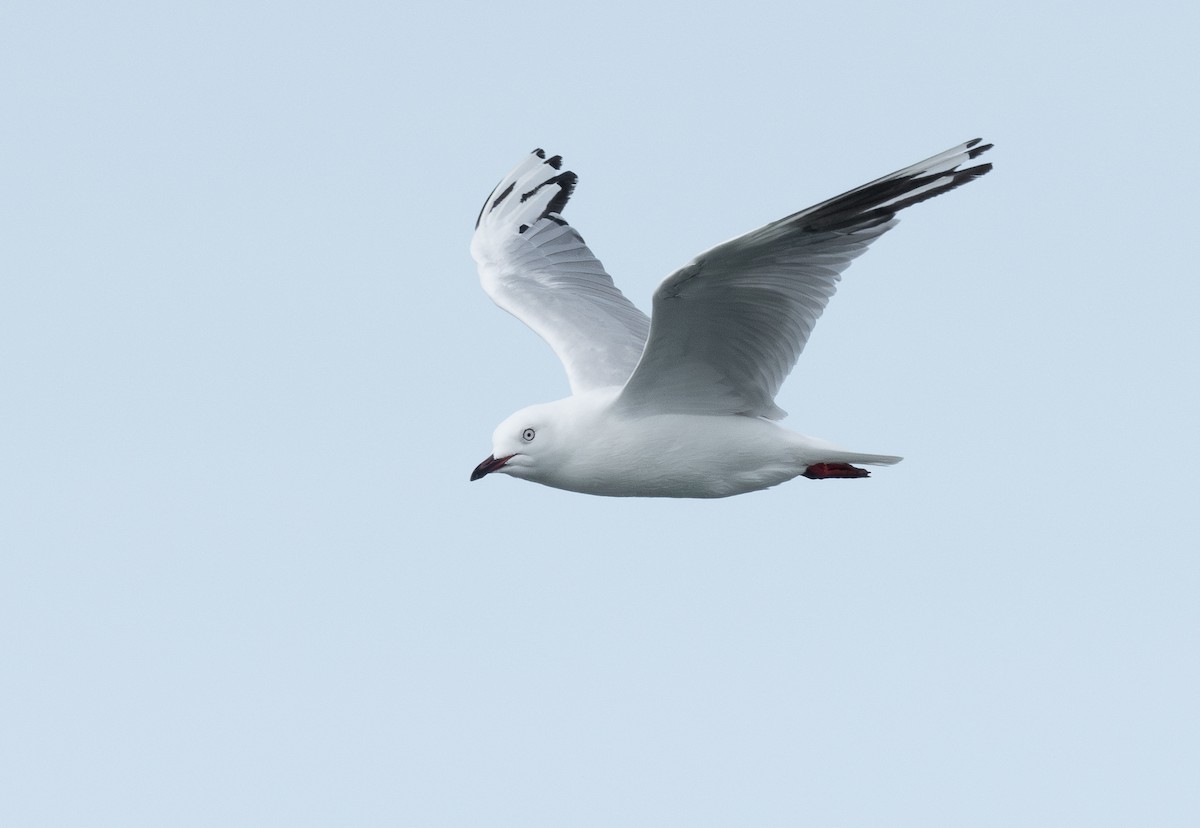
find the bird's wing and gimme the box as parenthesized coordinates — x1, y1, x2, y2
(471, 149, 650, 394)
(615, 139, 993, 419)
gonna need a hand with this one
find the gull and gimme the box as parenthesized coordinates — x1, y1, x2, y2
(469, 140, 992, 498)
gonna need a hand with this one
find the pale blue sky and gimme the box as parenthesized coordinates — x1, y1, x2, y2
(3, 1, 1198, 825)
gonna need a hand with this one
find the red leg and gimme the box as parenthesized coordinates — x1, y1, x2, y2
(802, 462, 870, 480)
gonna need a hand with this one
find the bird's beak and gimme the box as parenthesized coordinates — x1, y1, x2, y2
(470, 454, 513, 481)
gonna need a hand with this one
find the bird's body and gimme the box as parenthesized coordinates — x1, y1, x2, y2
(468, 141, 992, 498)
(477, 388, 905, 498)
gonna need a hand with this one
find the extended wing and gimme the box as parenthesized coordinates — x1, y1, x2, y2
(470, 150, 650, 394)
(615, 139, 993, 419)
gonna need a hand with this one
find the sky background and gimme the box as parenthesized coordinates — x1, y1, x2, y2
(3, 1, 1198, 825)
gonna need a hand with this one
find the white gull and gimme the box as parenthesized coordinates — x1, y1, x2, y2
(469, 140, 992, 498)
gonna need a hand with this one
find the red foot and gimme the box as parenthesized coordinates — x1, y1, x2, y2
(802, 462, 870, 480)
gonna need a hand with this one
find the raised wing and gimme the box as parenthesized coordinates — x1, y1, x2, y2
(615, 139, 993, 419)
(471, 149, 650, 394)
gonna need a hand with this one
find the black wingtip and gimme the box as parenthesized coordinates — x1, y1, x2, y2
(517, 169, 578, 220)
(489, 182, 515, 211)
(475, 149, 569, 230)
(543, 170, 577, 218)
(530, 148, 564, 170)
(966, 140, 994, 160)
(800, 140, 994, 233)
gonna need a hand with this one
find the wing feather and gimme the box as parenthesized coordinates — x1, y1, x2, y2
(471, 150, 649, 393)
(616, 139, 993, 419)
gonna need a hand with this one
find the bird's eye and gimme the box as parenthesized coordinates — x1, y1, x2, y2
(521, 428, 536, 442)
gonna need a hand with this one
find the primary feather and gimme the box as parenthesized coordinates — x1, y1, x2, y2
(470, 149, 649, 393)
(616, 139, 993, 418)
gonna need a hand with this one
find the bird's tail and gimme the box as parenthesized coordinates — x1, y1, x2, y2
(832, 450, 903, 466)
(799, 448, 903, 479)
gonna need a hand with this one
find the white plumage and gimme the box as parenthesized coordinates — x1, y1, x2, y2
(469, 141, 992, 497)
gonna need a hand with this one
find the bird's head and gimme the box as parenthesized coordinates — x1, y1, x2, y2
(470, 402, 562, 484)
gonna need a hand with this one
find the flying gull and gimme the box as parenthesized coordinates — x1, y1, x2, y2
(469, 140, 992, 497)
